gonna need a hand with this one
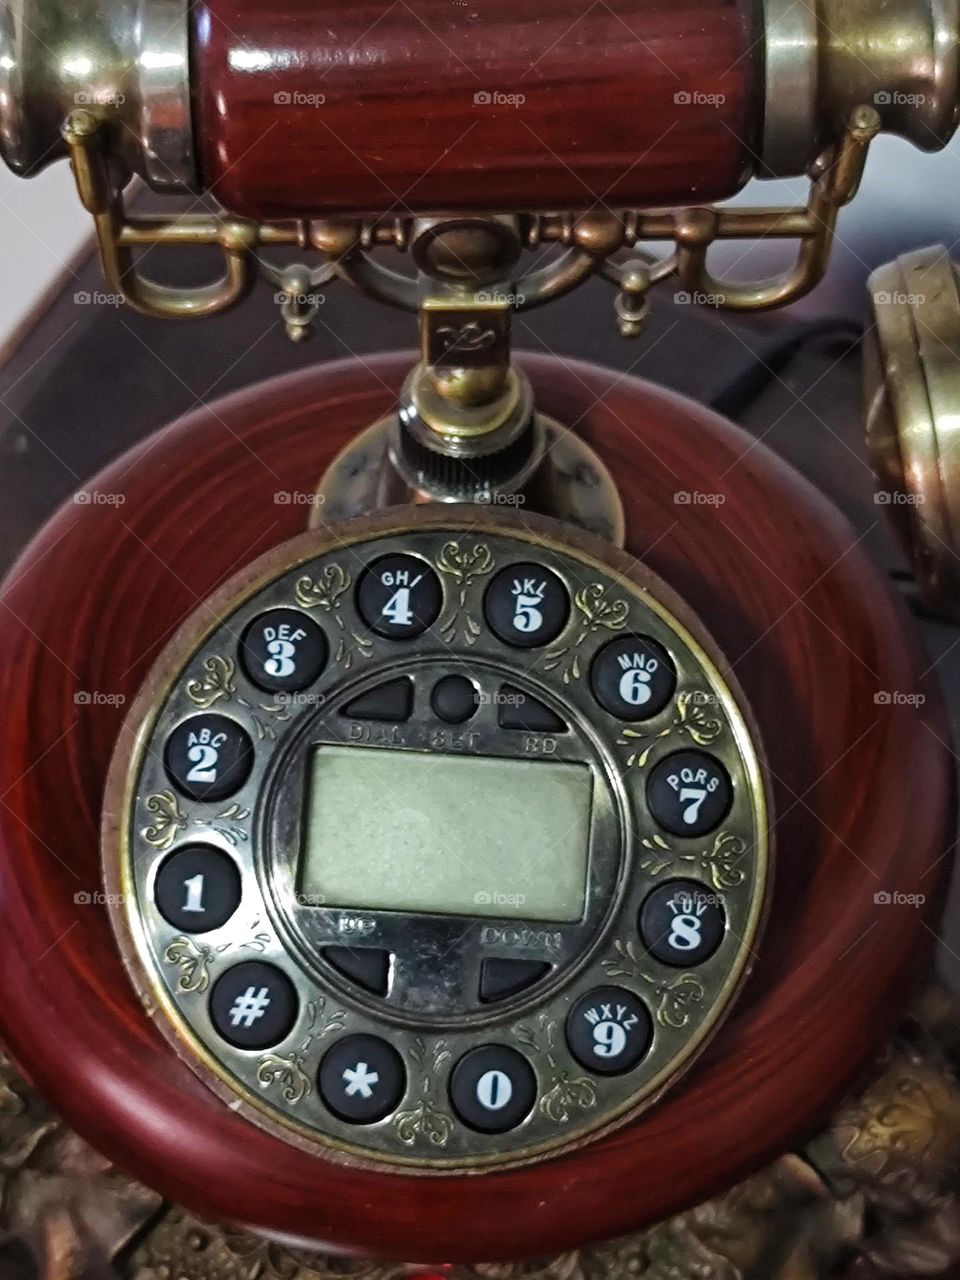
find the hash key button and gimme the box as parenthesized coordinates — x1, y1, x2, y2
(565, 986, 652, 1075)
(209, 961, 299, 1050)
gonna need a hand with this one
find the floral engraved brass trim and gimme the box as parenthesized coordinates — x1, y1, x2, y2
(601, 941, 707, 1029)
(142, 793, 251, 850)
(435, 541, 494, 646)
(393, 1038, 455, 1147)
(163, 936, 229, 994)
(544, 583, 630, 684)
(256, 999, 345, 1106)
(186, 654, 291, 740)
(193, 803, 251, 847)
(619, 688, 723, 767)
(295, 564, 373, 669)
(640, 831, 748, 890)
(515, 1014, 597, 1122)
(142, 790, 187, 850)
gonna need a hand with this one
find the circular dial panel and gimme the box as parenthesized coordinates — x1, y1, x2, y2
(108, 514, 769, 1170)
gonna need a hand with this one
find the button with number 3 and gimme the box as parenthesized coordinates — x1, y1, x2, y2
(154, 844, 242, 932)
(565, 986, 652, 1075)
(240, 608, 327, 693)
(356, 554, 442, 639)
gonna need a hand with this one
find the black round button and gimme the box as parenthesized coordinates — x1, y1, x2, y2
(646, 749, 733, 836)
(319, 1034, 405, 1124)
(449, 1044, 536, 1133)
(590, 635, 676, 720)
(154, 844, 241, 932)
(209, 961, 298, 1049)
(240, 608, 327, 693)
(356, 554, 442, 639)
(566, 986, 653, 1075)
(483, 563, 569, 648)
(431, 674, 479, 724)
(164, 713, 254, 802)
(640, 880, 726, 966)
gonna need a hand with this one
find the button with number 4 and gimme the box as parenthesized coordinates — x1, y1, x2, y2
(154, 844, 242, 932)
(566, 986, 652, 1075)
(356, 554, 442, 639)
(590, 635, 676, 720)
(484, 562, 569, 648)
(240, 608, 327, 693)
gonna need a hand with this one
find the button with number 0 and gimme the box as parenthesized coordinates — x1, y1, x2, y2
(483, 562, 569, 648)
(565, 986, 652, 1075)
(164, 713, 254, 802)
(154, 844, 242, 932)
(449, 1045, 536, 1132)
(240, 608, 327, 693)
(356, 554, 442, 639)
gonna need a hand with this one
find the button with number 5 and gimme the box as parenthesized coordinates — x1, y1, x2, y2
(356, 554, 442, 639)
(154, 844, 242, 932)
(484, 562, 569, 647)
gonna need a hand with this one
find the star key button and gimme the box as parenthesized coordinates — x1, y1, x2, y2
(319, 1034, 406, 1124)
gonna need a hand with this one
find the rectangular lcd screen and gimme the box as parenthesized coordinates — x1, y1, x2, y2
(299, 745, 592, 922)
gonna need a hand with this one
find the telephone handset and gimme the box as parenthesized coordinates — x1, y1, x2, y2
(0, 0, 958, 1273)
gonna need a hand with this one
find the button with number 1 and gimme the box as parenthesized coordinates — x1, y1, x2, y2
(356, 554, 442, 639)
(154, 844, 242, 932)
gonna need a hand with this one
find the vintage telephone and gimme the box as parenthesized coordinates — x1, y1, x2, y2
(0, 0, 960, 1276)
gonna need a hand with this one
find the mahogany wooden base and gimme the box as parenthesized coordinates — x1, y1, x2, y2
(0, 353, 952, 1261)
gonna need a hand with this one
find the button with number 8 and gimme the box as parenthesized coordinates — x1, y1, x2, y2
(639, 880, 725, 966)
(356, 554, 442, 639)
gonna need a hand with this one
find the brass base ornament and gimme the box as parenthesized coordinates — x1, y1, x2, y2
(2, 979, 959, 1280)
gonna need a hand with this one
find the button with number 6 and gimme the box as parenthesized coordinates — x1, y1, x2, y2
(356, 553, 442, 639)
(590, 635, 676, 720)
(154, 844, 242, 932)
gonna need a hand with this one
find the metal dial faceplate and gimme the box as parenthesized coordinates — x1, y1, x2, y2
(105, 509, 770, 1171)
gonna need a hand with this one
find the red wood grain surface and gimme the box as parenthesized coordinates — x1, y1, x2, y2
(0, 353, 952, 1261)
(191, 0, 760, 218)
